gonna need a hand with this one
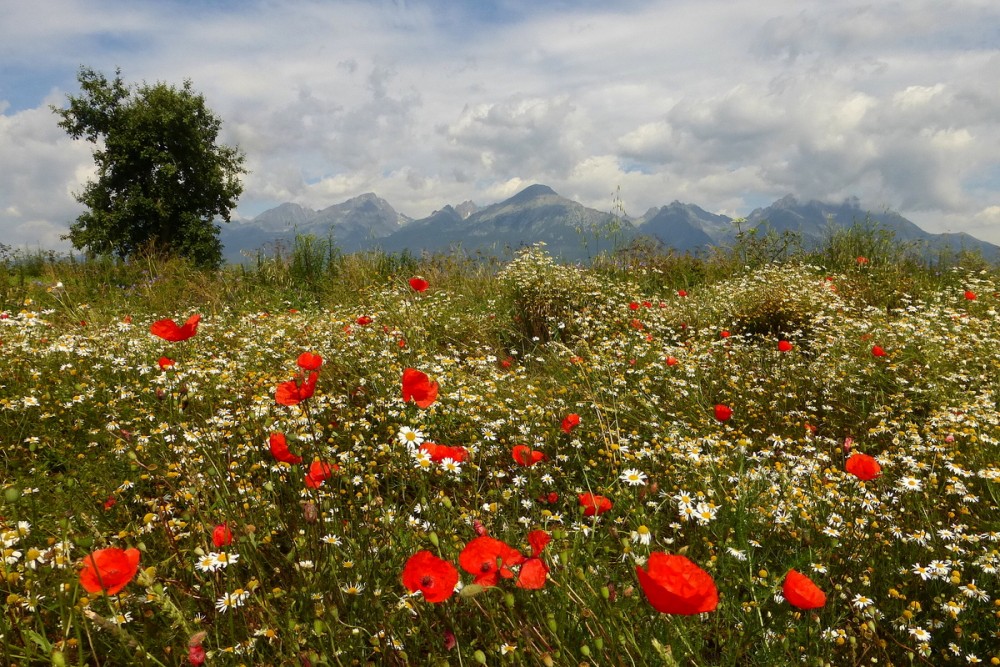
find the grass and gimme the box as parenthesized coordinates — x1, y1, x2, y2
(1, 228, 999, 666)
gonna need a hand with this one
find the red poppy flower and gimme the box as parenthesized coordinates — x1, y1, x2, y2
(536, 492, 559, 505)
(420, 442, 469, 463)
(777, 340, 793, 352)
(402, 550, 458, 603)
(356, 315, 373, 326)
(459, 536, 525, 587)
(526, 530, 551, 557)
(578, 492, 612, 516)
(845, 452, 881, 481)
(212, 523, 233, 548)
(150, 314, 201, 342)
(782, 569, 826, 609)
(856, 256, 869, 265)
(297, 352, 323, 371)
(402, 368, 439, 408)
(158, 356, 175, 370)
(512, 444, 546, 466)
(275, 371, 318, 406)
(304, 460, 337, 489)
(561, 413, 581, 433)
(666, 356, 679, 366)
(714, 404, 733, 422)
(79, 547, 141, 595)
(677, 289, 687, 297)
(636, 553, 718, 615)
(629, 301, 640, 311)
(409, 277, 429, 293)
(719, 330, 731, 339)
(269, 432, 303, 464)
(964, 290, 976, 301)
(871, 345, 886, 357)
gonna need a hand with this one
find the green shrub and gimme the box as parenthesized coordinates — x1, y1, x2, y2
(499, 245, 604, 346)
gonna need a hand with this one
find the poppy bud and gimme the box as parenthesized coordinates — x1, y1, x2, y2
(212, 523, 233, 548)
(188, 639, 207, 666)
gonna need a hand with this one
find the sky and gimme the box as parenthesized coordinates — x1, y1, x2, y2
(2, 0, 1000, 252)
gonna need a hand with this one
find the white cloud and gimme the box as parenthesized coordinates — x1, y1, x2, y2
(0, 97, 91, 251)
(2, 0, 1000, 251)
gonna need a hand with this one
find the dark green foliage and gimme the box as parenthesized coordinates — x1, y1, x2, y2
(52, 67, 246, 268)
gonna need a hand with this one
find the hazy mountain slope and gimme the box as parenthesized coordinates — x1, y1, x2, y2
(221, 187, 1000, 263)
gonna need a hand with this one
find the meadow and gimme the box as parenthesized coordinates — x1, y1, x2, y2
(1, 227, 999, 666)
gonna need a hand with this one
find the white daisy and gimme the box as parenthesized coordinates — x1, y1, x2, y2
(619, 469, 648, 486)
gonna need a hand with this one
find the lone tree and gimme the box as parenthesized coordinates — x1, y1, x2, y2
(53, 67, 246, 268)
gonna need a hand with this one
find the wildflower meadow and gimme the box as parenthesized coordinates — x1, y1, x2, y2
(1, 230, 999, 666)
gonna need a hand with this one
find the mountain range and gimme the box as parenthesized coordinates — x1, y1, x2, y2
(220, 185, 1000, 263)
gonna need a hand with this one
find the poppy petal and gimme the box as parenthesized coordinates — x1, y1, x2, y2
(783, 569, 826, 610)
(516, 557, 549, 589)
(79, 547, 141, 595)
(636, 553, 718, 615)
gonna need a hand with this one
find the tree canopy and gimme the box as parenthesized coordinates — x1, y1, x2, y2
(53, 67, 246, 268)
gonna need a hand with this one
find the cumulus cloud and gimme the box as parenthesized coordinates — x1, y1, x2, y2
(2, 0, 1000, 248)
(0, 97, 91, 251)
